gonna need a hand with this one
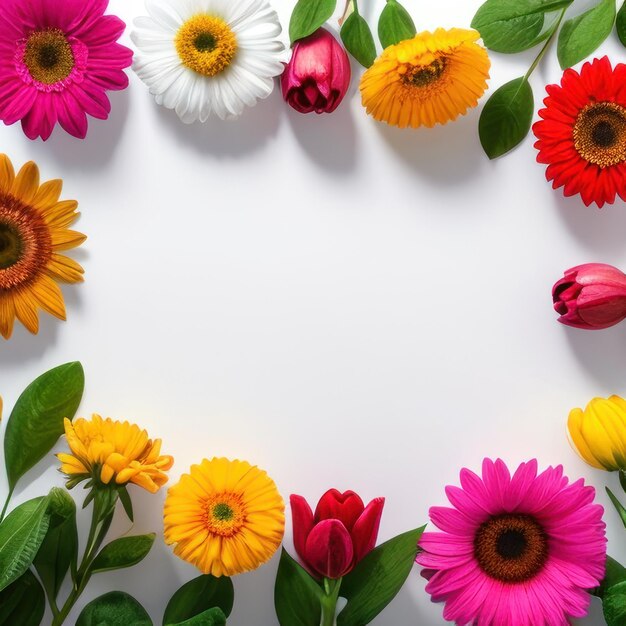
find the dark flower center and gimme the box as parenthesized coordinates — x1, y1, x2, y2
(474, 514, 548, 583)
(0, 223, 23, 270)
(23, 29, 75, 85)
(0, 193, 52, 291)
(194, 32, 217, 52)
(573, 101, 626, 168)
(405, 57, 447, 88)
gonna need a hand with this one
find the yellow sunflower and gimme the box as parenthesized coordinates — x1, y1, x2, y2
(360, 28, 490, 128)
(58, 414, 174, 493)
(0, 154, 85, 339)
(163, 457, 285, 577)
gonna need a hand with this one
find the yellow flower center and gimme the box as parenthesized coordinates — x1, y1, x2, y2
(23, 29, 75, 84)
(175, 14, 237, 77)
(573, 101, 626, 168)
(204, 493, 246, 536)
(0, 194, 52, 290)
(402, 57, 448, 88)
(473, 514, 548, 583)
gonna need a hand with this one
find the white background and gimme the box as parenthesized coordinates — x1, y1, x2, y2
(1, 0, 626, 623)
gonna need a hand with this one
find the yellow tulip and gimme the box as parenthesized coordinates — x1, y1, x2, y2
(568, 396, 626, 471)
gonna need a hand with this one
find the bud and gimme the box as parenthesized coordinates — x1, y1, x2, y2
(552, 263, 626, 329)
(281, 28, 351, 114)
(290, 489, 384, 579)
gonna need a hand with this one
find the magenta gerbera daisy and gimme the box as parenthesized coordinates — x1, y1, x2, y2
(418, 459, 606, 626)
(0, 0, 132, 140)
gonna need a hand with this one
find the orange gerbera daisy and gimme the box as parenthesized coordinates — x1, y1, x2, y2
(360, 28, 490, 128)
(0, 154, 85, 339)
(58, 414, 174, 493)
(164, 457, 285, 577)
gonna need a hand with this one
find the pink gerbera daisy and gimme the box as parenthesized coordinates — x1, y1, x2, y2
(0, 0, 132, 140)
(418, 459, 606, 626)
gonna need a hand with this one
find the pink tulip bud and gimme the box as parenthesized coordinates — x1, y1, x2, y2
(553, 263, 626, 330)
(281, 28, 351, 114)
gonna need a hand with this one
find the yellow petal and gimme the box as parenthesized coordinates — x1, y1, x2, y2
(32, 179, 63, 210)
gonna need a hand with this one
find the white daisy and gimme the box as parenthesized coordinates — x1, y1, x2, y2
(132, 0, 286, 122)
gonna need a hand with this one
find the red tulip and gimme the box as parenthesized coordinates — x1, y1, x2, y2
(290, 489, 384, 579)
(553, 263, 626, 329)
(281, 28, 351, 114)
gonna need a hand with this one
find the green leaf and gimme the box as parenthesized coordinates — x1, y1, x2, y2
(0, 497, 50, 592)
(169, 608, 227, 626)
(341, 12, 377, 68)
(607, 487, 626, 529)
(0, 570, 45, 626)
(337, 526, 425, 626)
(90, 534, 155, 575)
(76, 591, 152, 626)
(164, 574, 234, 625)
(471, 0, 572, 53)
(118, 486, 134, 523)
(289, 0, 336, 43)
(4, 362, 85, 490)
(595, 556, 626, 598)
(378, 0, 416, 48)
(604, 581, 626, 626)
(617, 1, 626, 47)
(557, 0, 616, 69)
(274, 549, 323, 626)
(479, 76, 534, 159)
(34, 488, 78, 598)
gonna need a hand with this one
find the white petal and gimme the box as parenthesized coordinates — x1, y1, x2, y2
(145, 0, 187, 31)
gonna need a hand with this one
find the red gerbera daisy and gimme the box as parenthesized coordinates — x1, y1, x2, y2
(533, 56, 626, 208)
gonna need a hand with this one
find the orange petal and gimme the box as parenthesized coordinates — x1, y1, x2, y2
(0, 154, 15, 193)
(12, 161, 40, 204)
(30, 276, 66, 320)
(33, 179, 63, 210)
(46, 254, 84, 283)
(51, 229, 87, 251)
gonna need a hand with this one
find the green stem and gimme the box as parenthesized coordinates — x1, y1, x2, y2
(51, 491, 117, 626)
(320, 578, 342, 626)
(619, 469, 626, 494)
(524, 8, 566, 82)
(0, 486, 15, 523)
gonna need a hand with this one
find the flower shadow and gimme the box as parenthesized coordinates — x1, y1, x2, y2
(153, 87, 282, 158)
(374, 110, 487, 185)
(285, 97, 357, 175)
(563, 323, 626, 390)
(20, 89, 131, 171)
(553, 191, 626, 257)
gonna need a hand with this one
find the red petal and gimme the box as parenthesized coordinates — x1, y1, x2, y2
(305, 519, 354, 579)
(314, 489, 364, 531)
(290, 494, 315, 566)
(351, 497, 385, 563)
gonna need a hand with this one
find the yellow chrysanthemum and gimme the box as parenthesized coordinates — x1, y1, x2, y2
(164, 457, 285, 577)
(0, 154, 86, 339)
(58, 414, 174, 493)
(360, 28, 490, 128)
(568, 396, 626, 471)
